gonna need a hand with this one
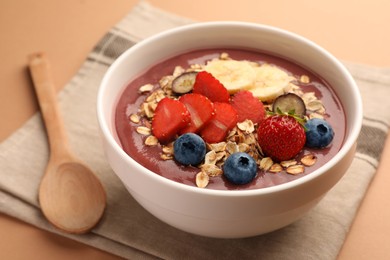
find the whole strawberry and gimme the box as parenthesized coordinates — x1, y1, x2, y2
(257, 115, 306, 162)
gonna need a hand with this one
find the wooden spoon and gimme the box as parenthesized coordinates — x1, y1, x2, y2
(28, 52, 106, 234)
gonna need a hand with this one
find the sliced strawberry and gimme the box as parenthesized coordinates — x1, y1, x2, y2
(151, 97, 190, 143)
(230, 90, 265, 124)
(200, 102, 238, 143)
(193, 71, 230, 103)
(179, 93, 214, 134)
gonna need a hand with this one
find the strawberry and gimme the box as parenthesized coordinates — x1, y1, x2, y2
(193, 71, 230, 103)
(151, 97, 190, 143)
(257, 115, 306, 161)
(200, 102, 238, 143)
(230, 90, 265, 124)
(179, 93, 215, 134)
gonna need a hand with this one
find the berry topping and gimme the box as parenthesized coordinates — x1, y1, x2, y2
(257, 115, 306, 161)
(223, 152, 258, 185)
(128, 52, 338, 189)
(151, 97, 191, 143)
(193, 71, 230, 103)
(305, 118, 334, 148)
(179, 93, 215, 134)
(172, 71, 198, 94)
(200, 102, 238, 143)
(173, 133, 206, 166)
(230, 90, 265, 124)
(272, 93, 306, 117)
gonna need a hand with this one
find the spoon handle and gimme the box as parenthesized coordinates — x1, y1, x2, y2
(28, 52, 70, 159)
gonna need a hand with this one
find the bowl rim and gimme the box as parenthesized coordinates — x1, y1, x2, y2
(97, 21, 363, 197)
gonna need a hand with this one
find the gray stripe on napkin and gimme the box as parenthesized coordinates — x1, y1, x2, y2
(93, 32, 137, 60)
(357, 124, 387, 161)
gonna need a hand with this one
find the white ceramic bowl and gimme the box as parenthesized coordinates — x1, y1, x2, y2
(97, 21, 362, 238)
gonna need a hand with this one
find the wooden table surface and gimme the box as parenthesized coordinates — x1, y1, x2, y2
(1, 0, 389, 259)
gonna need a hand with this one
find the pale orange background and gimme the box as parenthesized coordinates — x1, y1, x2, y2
(1, 0, 389, 259)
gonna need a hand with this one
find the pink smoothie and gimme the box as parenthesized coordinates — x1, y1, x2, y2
(115, 48, 346, 190)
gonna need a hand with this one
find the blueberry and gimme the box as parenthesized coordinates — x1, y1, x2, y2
(305, 118, 334, 148)
(223, 152, 257, 185)
(173, 133, 206, 166)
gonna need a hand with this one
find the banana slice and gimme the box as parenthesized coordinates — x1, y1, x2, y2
(204, 58, 295, 102)
(249, 63, 294, 102)
(204, 59, 256, 93)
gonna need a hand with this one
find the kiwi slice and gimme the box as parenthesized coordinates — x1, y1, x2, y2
(272, 93, 306, 117)
(172, 71, 198, 94)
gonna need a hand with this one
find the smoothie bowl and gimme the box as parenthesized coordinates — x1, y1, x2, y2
(97, 21, 362, 238)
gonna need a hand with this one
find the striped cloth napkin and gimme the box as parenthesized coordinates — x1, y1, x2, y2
(1, 1, 389, 259)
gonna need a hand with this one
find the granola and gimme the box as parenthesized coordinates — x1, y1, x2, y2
(131, 52, 325, 188)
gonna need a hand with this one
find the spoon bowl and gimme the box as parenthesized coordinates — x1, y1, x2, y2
(29, 52, 106, 234)
(39, 160, 106, 233)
